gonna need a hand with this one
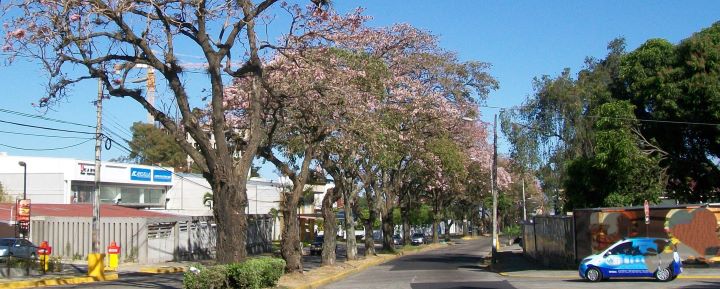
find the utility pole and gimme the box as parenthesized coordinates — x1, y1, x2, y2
(491, 114, 498, 264)
(522, 178, 527, 221)
(89, 78, 104, 278)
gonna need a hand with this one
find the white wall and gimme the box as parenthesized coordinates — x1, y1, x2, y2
(0, 154, 73, 202)
(164, 174, 213, 216)
(164, 174, 283, 216)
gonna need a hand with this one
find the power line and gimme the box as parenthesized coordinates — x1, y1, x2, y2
(102, 111, 135, 138)
(0, 119, 97, 135)
(0, 108, 95, 128)
(0, 129, 95, 139)
(480, 105, 720, 127)
(102, 133, 214, 190)
(0, 138, 93, 151)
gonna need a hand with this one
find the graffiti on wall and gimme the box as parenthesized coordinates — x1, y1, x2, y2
(589, 207, 720, 262)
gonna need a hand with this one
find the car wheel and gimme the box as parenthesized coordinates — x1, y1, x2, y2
(585, 267, 602, 282)
(655, 266, 672, 282)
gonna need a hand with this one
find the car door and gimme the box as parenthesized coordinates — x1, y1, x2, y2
(21, 239, 34, 258)
(9, 239, 21, 257)
(600, 241, 633, 277)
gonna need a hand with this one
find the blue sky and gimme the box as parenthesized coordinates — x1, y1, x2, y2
(0, 1, 718, 179)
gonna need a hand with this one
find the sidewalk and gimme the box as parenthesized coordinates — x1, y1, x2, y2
(494, 243, 720, 279)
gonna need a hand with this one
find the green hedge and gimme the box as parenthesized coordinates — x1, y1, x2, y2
(183, 257, 285, 289)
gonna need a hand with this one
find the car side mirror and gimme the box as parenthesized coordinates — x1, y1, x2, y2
(603, 252, 610, 258)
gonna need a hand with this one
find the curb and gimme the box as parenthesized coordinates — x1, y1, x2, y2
(497, 271, 720, 280)
(0, 273, 119, 289)
(138, 266, 187, 274)
(288, 244, 446, 289)
(497, 272, 577, 278)
(677, 275, 720, 279)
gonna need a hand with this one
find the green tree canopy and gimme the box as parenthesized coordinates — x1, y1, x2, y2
(127, 122, 188, 172)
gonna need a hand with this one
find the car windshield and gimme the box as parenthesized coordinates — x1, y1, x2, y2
(0, 239, 15, 246)
(314, 236, 324, 243)
(412, 233, 423, 238)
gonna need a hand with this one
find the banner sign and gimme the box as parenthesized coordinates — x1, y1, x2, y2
(16, 199, 31, 222)
(153, 170, 173, 182)
(130, 168, 152, 181)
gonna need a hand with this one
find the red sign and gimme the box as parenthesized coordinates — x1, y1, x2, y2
(16, 199, 31, 222)
(644, 200, 650, 225)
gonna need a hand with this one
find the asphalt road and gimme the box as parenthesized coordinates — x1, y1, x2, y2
(47, 272, 184, 289)
(320, 238, 720, 289)
(44, 238, 720, 289)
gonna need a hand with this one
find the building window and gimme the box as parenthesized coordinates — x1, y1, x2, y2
(71, 181, 166, 207)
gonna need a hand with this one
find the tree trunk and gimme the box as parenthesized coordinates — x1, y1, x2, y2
(321, 188, 339, 266)
(364, 186, 378, 256)
(432, 217, 439, 244)
(363, 219, 375, 256)
(462, 216, 469, 237)
(401, 204, 411, 246)
(444, 220, 453, 241)
(212, 180, 248, 263)
(280, 198, 302, 273)
(342, 191, 358, 261)
(381, 211, 395, 252)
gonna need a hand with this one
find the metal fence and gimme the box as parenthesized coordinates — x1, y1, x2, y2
(522, 215, 576, 269)
(28, 214, 274, 264)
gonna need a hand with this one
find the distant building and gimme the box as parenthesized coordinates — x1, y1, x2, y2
(0, 152, 172, 207)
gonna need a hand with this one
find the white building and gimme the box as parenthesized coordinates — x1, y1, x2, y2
(164, 173, 284, 216)
(0, 153, 284, 217)
(0, 152, 172, 207)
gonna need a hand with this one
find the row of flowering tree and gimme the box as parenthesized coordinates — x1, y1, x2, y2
(2, 0, 512, 272)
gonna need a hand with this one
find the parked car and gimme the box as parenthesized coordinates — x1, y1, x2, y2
(393, 234, 403, 246)
(410, 233, 426, 246)
(579, 237, 682, 282)
(309, 235, 338, 256)
(0, 238, 38, 260)
(309, 235, 325, 255)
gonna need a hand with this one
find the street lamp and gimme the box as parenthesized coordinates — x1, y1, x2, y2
(18, 161, 26, 200)
(463, 115, 498, 265)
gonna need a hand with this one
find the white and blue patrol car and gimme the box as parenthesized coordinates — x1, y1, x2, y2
(579, 237, 682, 282)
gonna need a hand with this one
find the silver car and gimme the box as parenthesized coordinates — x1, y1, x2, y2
(0, 238, 38, 259)
(410, 233, 426, 245)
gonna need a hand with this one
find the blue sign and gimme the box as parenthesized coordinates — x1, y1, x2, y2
(153, 170, 173, 182)
(130, 168, 152, 181)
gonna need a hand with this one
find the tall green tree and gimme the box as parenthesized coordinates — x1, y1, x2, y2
(620, 23, 720, 202)
(126, 122, 188, 172)
(564, 101, 664, 210)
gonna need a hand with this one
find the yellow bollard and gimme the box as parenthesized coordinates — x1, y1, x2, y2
(88, 253, 106, 279)
(37, 241, 52, 272)
(106, 241, 120, 271)
(108, 252, 119, 271)
(40, 255, 49, 271)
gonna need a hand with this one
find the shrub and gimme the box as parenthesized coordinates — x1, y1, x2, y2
(183, 264, 230, 289)
(226, 257, 286, 289)
(183, 258, 285, 289)
(503, 224, 521, 237)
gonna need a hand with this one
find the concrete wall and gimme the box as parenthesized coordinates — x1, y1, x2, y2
(574, 205, 720, 263)
(27, 215, 273, 264)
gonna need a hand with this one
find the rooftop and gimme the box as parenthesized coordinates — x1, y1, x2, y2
(0, 203, 179, 222)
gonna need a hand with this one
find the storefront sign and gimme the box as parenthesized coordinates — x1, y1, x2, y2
(153, 170, 173, 182)
(79, 163, 96, 176)
(130, 168, 152, 181)
(16, 199, 31, 222)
